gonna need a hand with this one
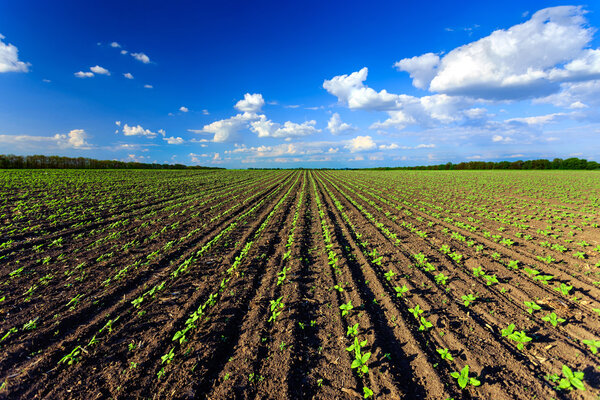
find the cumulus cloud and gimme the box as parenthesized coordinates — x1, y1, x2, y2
(110, 42, 121, 48)
(324, 68, 474, 130)
(90, 65, 110, 75)
(395, 6, 600, 100)
(327, 113, 354, 134)
(164, 136, 184, 145)
(74, 71, 94, 78)
(179, 106, 189, 112)
(200, 112, 259, 142)
(249, 116, 320, 139)
(122, 124, 159, 137)
(369, 94, 471, 130)
(347, 135, 376, 152)
(394, 53, 440, 89)
(323, 67, 401, 110)
(235, 93, 265, 113)
(0, 34, 30, 73)
(54, 129, 90, 148)
(123, 72, 134, 79)
(144, 84, 153, 89)
(131, 52, 151, 64)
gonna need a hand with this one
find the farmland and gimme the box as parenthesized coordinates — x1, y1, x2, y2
(0, 169, 599, 399)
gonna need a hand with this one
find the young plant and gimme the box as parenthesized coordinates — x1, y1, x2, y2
(542, 312, 565, 327)
(437, 348, 453, 361)
(384, 270, 396, 281)
(451, 365, 481, 389)
(501, 324, 532, 350)
(461, 294, 477, 307)
(340, 301, 353, 317)
(346, 337, 371, 376)
(269, 296, 285, 322)
(556, 365, 585, 391)
(581, 339, 600, 354)
(524, 300, 541, 314)
(394, 285, 409, 297)
(346, 323, 359, 337)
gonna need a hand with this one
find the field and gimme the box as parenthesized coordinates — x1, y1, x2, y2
(0, 169, 599, 399)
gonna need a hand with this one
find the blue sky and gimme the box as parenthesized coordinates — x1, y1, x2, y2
(1, 1, 600, 168)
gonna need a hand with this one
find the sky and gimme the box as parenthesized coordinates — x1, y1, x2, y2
(1, 1, 600, 168)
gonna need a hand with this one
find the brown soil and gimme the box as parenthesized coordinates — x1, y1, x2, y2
(0, 170, 598, 399)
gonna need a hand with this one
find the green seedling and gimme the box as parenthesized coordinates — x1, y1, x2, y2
(437, 348, 453, 361)
(472, 266, 484, 278)
(557, 365, 585, 391)
(384, 270, 396, 281)
(340, 301, 353, 317)
(346, 337, 371, 376)
(59, 346, 82, 365)
(554, 283, 573, 296)
(484, 274, 498, 286)
(363, 386, 373, 398)
(269, 296, 284, 322)
(394, 285, 409, 297)
(501, 324, 532, 350)
(347, 323, 359, 337)
(461, 294, 477, 307)
(435, 273, 448, 285)
(542, 312, 565, 327)
(524, 301, 541, 314)
(582, 339, 600, 354)
(451, 365, 481, 389)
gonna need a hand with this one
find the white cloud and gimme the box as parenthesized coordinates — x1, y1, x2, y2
(505, 112, 566, 125)
(131, 52, 151, 64)
(492, 135, 513, 143)
(53, 129, 90, 148)
(202, 109, 209, 115)
(249, 116, 278, 137)
(379, 143, 400, 150)
(115, 121, 121, 126)
(394, 53, 440, 89)
(144, 84, 153, 89)
(323, 67, 400, 110)
(201, 112, 259, 142)
(123, 72, 134, 79)
(324, 68, 474, 130)
(249, 117, 320, 138)
(379, 143, 436, 150)
(0, 34, 30, 73)
(179, 106, 189, 112)
(74, 71, 94, 78)
(110, 42, 121, 48)
(90, 65, 110, 75)
(272, 120, 320, 138)
(121, 50, 128, 55)
(164, 136, 184, 145)
(369, 93, 470, 130)
(327, 113, 354, 134)
(158, 129, 166, 137)
(347, 135, 376, 152)
(395, 6, 600, 100)
(0, 130, 90, 149)
(235, 93, 265, 113)
(122, 124, 159, 137)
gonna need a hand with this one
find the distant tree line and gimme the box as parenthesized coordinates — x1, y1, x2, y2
(370, 158, 600, 171)
(0, 154, 223, 170)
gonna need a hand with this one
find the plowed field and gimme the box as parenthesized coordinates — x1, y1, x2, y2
(1, 169, 599, 399)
